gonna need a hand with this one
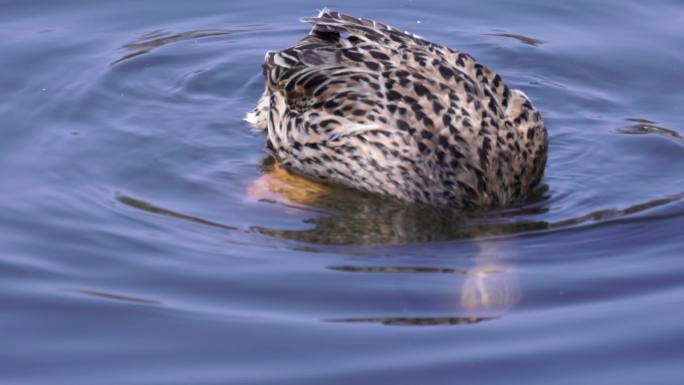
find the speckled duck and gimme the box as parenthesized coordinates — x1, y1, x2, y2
(245, 9, 548, 207)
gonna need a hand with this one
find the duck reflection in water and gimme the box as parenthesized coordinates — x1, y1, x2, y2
(246, 157, 550, 244)
(460, 243, 520, 318)
(117, 158, 683, 326)
(246, 157, 524, 324)
(328, 244, 521, 325)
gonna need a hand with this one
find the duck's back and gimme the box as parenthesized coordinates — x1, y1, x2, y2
(245, 10, 547, 207)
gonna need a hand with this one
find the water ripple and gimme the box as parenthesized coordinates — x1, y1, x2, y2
(62, 288, 161, 305)
(325, 316, 495, 326)
(618, 118, 684, 146)
(112, 27, 264, 65)
(484, 31, 546, 46)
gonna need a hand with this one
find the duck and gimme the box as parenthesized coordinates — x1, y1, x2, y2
(245, 9, 547, 208)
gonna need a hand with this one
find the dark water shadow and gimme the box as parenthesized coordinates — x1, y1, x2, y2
(112, 27, 264, 65)
(328, 265, 467, 274)
(618, 118, 684, 146)
(116, 194, 238, 231)
(484, 31, 545, 46)
(325, 316, 495, 326)
(62, 288, 161, 305)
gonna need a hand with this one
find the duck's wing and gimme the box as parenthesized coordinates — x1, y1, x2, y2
(260, 20, 430, 198)
(263, 61, 427, 199)
(300, 10, 515, 117)
(261, 10, 404, 149)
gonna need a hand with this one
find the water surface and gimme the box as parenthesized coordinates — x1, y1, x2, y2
(2, 1, 684, 384)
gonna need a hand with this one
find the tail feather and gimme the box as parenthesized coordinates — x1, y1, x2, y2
(301, 9, 425, 43)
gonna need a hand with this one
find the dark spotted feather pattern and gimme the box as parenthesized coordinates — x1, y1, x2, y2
(245, 9, 548, 207)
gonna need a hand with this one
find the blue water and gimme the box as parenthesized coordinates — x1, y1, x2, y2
(2, 1, 684, 384)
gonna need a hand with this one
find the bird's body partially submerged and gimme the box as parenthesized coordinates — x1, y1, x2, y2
(245, 9, 547, 207)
